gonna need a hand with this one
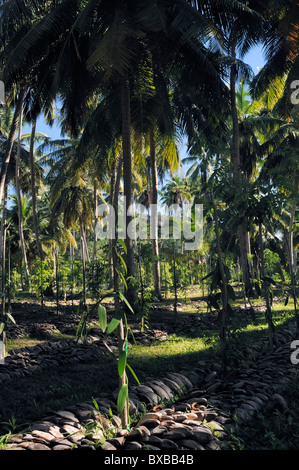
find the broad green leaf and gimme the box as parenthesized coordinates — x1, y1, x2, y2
(98, 304, 107, 332)
(107, 311, 123, 335)
(119, 238, 127, 254)
(127, 327, 137, 345)
(0, 323, 4, 335)
(117, 384, 128, 415)
(118, 350, 127, 378)
(5, 312, 16, 324)
(119, 291, 134, 313)
(117, 270, 128, 290)
(117, 252, 127, 273)
(126, 363, 140, 385)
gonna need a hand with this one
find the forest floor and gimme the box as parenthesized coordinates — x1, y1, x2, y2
(0, 285, 299, 451)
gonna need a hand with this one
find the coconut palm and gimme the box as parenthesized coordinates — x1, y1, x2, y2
(0, 0, 234, 304)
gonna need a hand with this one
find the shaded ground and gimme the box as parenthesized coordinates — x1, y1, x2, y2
(0, 292, 298, 450)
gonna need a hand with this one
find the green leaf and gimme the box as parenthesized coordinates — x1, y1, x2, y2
(118, 350, 127, 378)
(126, 363, 140, 385)
(117, 252, 127, 274)
(5, 312, 15, 324)
(107, 311, 123, 335)
(117, 270, 128, 290)
(127, 327, 137, 345)
(119, 238, 127, 254)
(98, 304, 107, 333)
(0, 323, 4, 335)
(119, 291, 134, 314)
(117, 384, 128, 415)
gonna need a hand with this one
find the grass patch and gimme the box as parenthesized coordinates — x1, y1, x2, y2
(127, 333, 218, 382)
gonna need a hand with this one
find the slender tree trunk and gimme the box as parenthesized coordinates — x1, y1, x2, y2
(109, 157, 122, 290)
(112, 168, 129, 429)
(138, 234, 145, 331)
(16, 105, 30, 287)
(0, 183, 8, 272)
(55, 248, 59, 314)
(108, 159, 117, 288)
(211, 193, 228, 343)
(80, 224, 87, 307)
(0, 88, 26, 207)
(259, 222, 275, 349)
(288, 174, 298, 333)
(82, 228, 90, 263)
(71, 230, 75, 305)
(92, 179, 98, 266)
(173, 242, 178, 323)
(2, 223, 6, 316)
(7, 237, 10, 310)
(29, 118, 44, 261)
(0, 214, 6, 359)
(149, 125, 162, 300)
(230, 45, 251, 299)
(120, 76, 136, 306)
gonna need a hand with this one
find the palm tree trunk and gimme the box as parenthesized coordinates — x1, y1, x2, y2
(55, 248, 59, 314)
(82, 228, 90, 263)
(111, 164, 129, 429)
(29, 118, 44, 261)
(149, 125, 162, 300)
(15, 105, 30, 287)
(121, 75, 136, 306)
(109, 157, 122, 288)
(230, 45, 251, 299)
(7, 237, 11, 309)
(2, 222, 6, 317)
(0, 88, 26, 207)
(0, 182, 8, 272)
(211, 193, 228, 343)
(80, 224, 87, 307)
(92, 179, 97, 265)
(108, 161, 116, 288)
(259, 222, 275, 349)
(0, 185, 10, 316)
(288, 174, 298, 333)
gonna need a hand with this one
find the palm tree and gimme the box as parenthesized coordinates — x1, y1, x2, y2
(0, 89, 26, 208)
(250, 0, 298, 117)
(0, 0, 233, 298)
(201, 0, 281, 298)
